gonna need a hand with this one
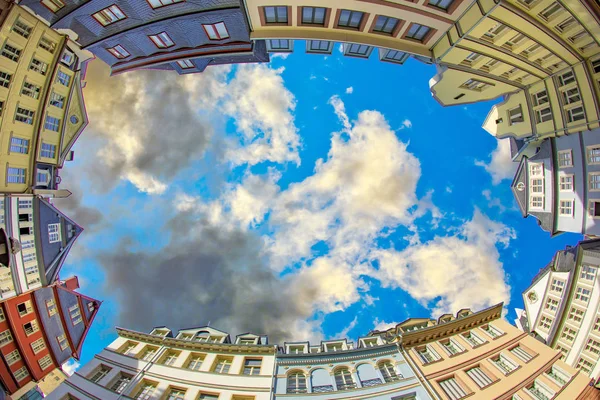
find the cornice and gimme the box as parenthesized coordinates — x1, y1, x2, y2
(276, 346, 400, 365)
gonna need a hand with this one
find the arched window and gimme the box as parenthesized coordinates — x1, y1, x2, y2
(287, 371, 307, 394)
(378, 360, 402, 382)
(311, 368, 333, 392)
(357, 363, 382, 387)
(334, 367, 356, 390)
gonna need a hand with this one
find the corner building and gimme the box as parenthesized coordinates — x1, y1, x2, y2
(48, 304, 597, 400)
(0, 276, 101, 398)
(516, 238, 600, 385)
(0, 3, 89, 194)
(21, 0, 269, 75)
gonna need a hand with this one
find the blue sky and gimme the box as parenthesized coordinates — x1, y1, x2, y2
(55, 43, 582, 370)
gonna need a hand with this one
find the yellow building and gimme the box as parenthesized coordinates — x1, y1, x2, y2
(371, 303, 599, 399)
(0, 3, 89, 195)
(242, 0, 472, 62)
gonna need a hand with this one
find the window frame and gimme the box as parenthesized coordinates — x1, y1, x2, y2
(202, 23, 229, 41)
(262, 6, 289, 25)
(92, 5, 127, 27)
(300, 6, 327, 26)
(336, 9, 366, 31)
(107, 44, 130, 59)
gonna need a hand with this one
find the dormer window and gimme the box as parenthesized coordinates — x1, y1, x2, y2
(362, 338, 378, 347)
(151, 329, 169, 337)
(195, 334, 221, 343)
(239, 338, 256, 345)
(288, 345, 305, 354)
(326, 343, 343, 352)
(178, 333, 194, 340)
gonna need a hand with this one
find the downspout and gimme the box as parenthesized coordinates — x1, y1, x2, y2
(399, 343, 441, 400)
(116, 339, 166, 400)
(270, 346, 277, 400)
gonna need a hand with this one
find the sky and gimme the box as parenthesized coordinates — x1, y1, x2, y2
(54, 43, 583, 371)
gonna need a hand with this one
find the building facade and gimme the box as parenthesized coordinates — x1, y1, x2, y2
(0, 3, 89, 195)
(371, 303, 597, 399)
(0, 194, 82, 301)
(516, 239, 600, 384)
(0, 276, 100, 398)
(48, 304, 597, 400)
(20, 0, 269, 75)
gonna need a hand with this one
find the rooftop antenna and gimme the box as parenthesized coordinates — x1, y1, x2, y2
(207, 321, 211, 327)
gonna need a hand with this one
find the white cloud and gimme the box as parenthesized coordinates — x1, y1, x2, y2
(223, 65, 301, 166)
(271, 53, 290, 60)
(401, 119, 412, 129)
(345, 86, 354, 94)
(482, 189, 506, 212)
(372, 210, 515, 316)
(475, 139, 517, 185)
(372, 318, 400, 332)
(62, 359, 80, 376)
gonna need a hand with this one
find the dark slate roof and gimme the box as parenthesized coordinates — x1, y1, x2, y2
(509, 137, 527, 160)
(511, 156, 528, 217)
(524, 243, 579, 293)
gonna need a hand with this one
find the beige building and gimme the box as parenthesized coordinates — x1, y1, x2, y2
(371, 303, 599, 399)
(0, 3, 89, 195)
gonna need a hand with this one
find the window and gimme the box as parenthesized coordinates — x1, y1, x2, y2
(556, 16, 577, 32)
(287, 371, 307, 393)
(556, 345, 569, 359)
(38, 37, 56, 54)
(491, 354, 518, 374)
(585, 338, 600, 355)
(508, 106, 524, 124)
(243, 358, 261, 375)
(338, 10, 364, 29)
(0, 71, 11, 88)
(592, 58, 600, 74)
(462, 331, 485, 347)
(405, 23, 432, 42)
(559, 200, 573, 216)
(24, 320, 39, 335)
(177, 59, 194, 69)
(165, 388, 186, 400)
(461, 78, 493, 92)
(89, 365, 111, 383)
(483, 22, 507, 41)
(527, 380, 555, 400)
(481, 324, 502, 338)
(6, 349, 20, 365)
(539, 2, 563, 21)
(10, 137, 29, 154)
(139, 346, 157, 361)
(575, 286, 591, 303)
(1, 43, 21, 62)
(135, 381, 157, 399)
(551, 279, 565, 293)
(110, 373, 132, 393)
(416, 345, 439, 364)
(61, 50, 74, 66)
(42, 0, 65, 12)
(44, 117, 60, 133)
(268, 39, 291, 51)
(589, 146, 600, 165)
(334, 368, 356, 390)
(12, 19, 32, 38)
(14, 366, 28, 381)
(510, 345, 533, 362)
(578, 357, 595, 375)
(198, 395, 219, 400)
(562, 87, 581, 104)
(263, 6, 288, 24)
(185, 353, 204, 370)
(31, 337, 46, 354)
(22, 82, 41, 100)
(212, 356, 232, 373)
(428, 0, 455, 10)
(567, 106, 585, 123)
(30, 58, 48, 75)
(532, 90, 549, 106)
(466, 366, 493, 388)
(203, 23, 229, 40)
(50, 92, 65, 109)
(147, 0, 184, 8)
(539, 315, 553, 331)
(0, 330, 13, 346)
(560, 175, 573, 191)
(378, 361, 401, 382)
(0, 308, 4, 322)
(48, 223, 61, 243)
(17, 301, 32, 316)
(383, 50, 408, 62)
(373, 16, 400, 34)
(93, 5, 126, 26)
(308, 40, 331, 53)
(16, 107, 34, 124)
(535, 107, 552, 123)
(39, 355, 52, 370)
(161, 351, 179, 366)
(345, 43, 371, 57)
(302, 7, 326, 25)
(440, 339, 463, 355)
(56, 71, 70, 87)
(546, 297, 560, 313)
(568, 307, 584, 323)
(558, 70, 575, 86)
(561, 326, 577, 342)
(439, 377, 467, 400)
(57, 334, 68, 350)
(107, 45, 130, 59)
(149, 32, 175, 49)
(557, 150, 572, 168)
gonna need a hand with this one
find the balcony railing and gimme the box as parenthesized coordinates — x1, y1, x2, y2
(361, 378, 383, 387)
(312, 385, 334, 393)
(336, 382, 357, 390)
(286, 387, 308, 394)
(383, 374, 403, 382)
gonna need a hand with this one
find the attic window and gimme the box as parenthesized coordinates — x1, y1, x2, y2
(240, 338, 256, 345)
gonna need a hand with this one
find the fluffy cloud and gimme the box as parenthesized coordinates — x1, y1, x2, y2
(345, 86, 354, 94)
(62, 359, 80, 376)
(371, 210, 515, 316)
(267, 96, 422, 269)
(475, 139, 517, 185)
(223, 65, 300, 166)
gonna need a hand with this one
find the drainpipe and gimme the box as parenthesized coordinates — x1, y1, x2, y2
(270, 346, 278, 400)
(399, 343, 441, 400)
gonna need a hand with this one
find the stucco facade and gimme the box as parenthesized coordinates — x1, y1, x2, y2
(21, 0, 269, 75)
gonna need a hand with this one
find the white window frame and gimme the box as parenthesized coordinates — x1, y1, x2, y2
(48, 223, 61, 243)
(559, 199, 574, 216)
(560, 174, 573, 191)
(203, 22, 229, 40)
(557, 150, 573, 167)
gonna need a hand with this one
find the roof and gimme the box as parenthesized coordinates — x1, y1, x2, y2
(511, 156, 528, 217)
